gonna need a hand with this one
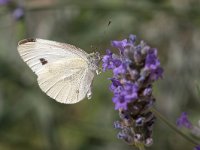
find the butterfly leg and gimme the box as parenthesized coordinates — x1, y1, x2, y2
(86, 87, 92, 99)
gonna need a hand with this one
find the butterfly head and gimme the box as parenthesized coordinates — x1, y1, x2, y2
(88, 52, 101, 72)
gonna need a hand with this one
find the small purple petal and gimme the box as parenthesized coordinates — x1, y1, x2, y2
(102, 49, 121, 71)
(111, 39, 132, 53)
(102, 50, 114, 71)
(110, 83, 123, 95)
(176, 112, 193, 129)
(122, 83, 138, 101)
(144, 47, 163, 81)
(110, 78, 121, 87)
(113, 95, 129, 110)
(113, 63, 127, 76)
(129, 34, 136, 44)
(109, 78, 122, 92)
(124, 93, 137, 102)
(145, 49, 160, 70)
(149, 67, 164, 81)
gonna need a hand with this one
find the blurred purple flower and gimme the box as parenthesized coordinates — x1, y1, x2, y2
(102, 34, 163, 148)
(12, 7, 24, 20)
(177, 112, 193, 129)
(129, 34, 137, 44)
(0, 0, 10, 5)
(176, 112, 200, 149)
(194, 145, 200, 150)
(0, 0, 24, 21)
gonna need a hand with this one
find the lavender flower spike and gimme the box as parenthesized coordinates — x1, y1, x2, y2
(0, 0, 10, 5)
(102, 35, 163, 148)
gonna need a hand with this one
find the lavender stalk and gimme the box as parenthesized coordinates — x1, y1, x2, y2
(102, 34, 163, 149)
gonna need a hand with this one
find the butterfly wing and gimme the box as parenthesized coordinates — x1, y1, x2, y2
(17, 38, 95, 104)
(17, 38, 88, 75)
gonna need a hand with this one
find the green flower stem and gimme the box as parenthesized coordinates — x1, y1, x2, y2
(138, 145, 145, 150)
(150, 107, 199, 146)
(134, 142, 146, 150)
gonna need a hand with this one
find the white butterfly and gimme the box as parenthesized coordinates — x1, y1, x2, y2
(17, 38, 100, 104)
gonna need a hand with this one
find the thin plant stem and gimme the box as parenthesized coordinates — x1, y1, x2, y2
(134, 142, 146, 150)
(138, 145, 145, 150)
(151, 107, 199, 146)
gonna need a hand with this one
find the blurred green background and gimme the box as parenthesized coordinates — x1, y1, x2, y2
(0, 0, 200, 150)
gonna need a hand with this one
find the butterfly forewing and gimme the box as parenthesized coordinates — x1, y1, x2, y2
(17, 38, 96, 104)
(18, 38, 88, 74)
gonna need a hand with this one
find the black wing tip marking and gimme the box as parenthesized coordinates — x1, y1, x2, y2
(39, 58, 48, 65)
(18, 38, 36, 45)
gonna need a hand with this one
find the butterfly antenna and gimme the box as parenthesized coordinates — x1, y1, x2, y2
(93, 18, 112, 50)
(102, 18, 112, 42)
(103, 19, 112, 35)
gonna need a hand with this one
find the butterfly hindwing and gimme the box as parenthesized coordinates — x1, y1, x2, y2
(37, 58, 89, 103)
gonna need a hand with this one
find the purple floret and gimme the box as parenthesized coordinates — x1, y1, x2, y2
(102, 49, 121, 71)
(111, 39, 129, 53)
(112, 95, 129, 110)
(177, 112, 193, 129)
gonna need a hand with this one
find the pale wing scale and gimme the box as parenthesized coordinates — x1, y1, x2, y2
(37, 74, 72, 103)
(56, 82, 72, 103)
(37, 73, 58, 86)
(50, 80, 70, 100)
(54, 69, 86, 103)
(41, 75, 63, 93)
